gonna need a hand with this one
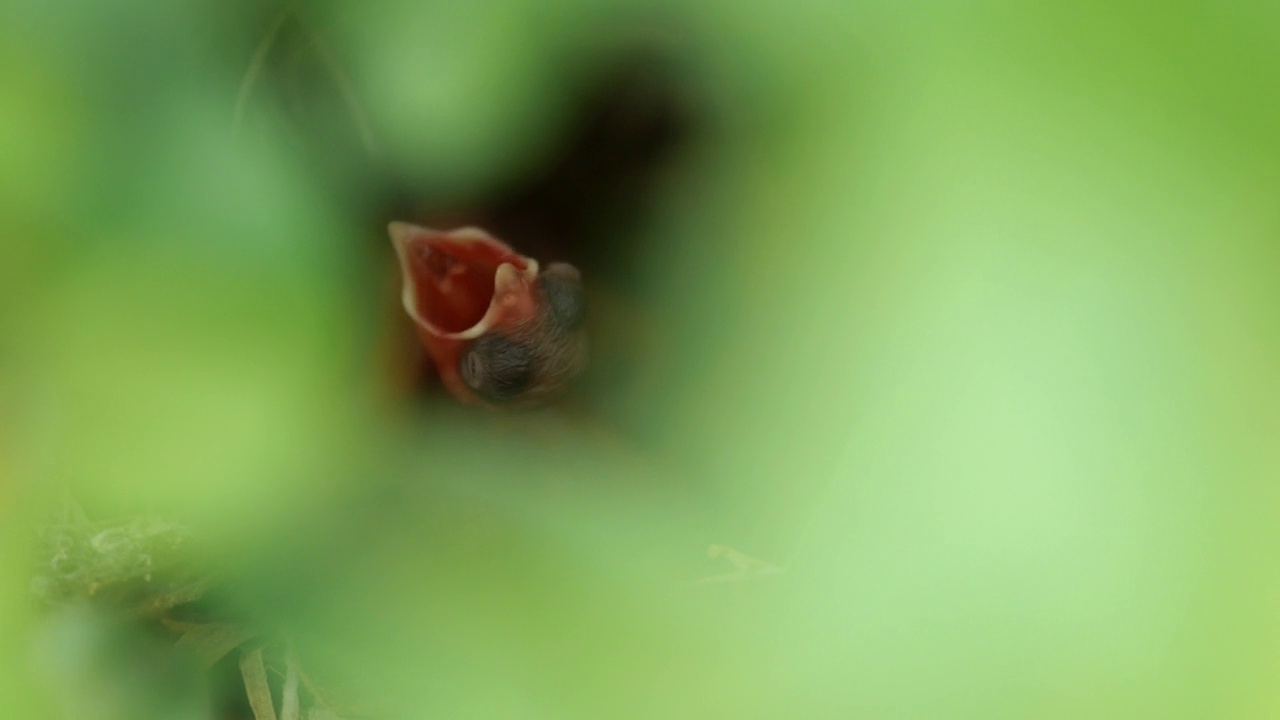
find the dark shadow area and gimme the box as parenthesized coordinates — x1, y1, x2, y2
(237, 10, 704, 426)
(294, 36, 704, 421)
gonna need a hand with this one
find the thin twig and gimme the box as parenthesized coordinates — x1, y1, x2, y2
(308, 28, 379, 156)
(295, 659, 343, 714)
(692, 544, 784, 585)
(173, 622, 259, 670)
(240, 647, 279, 720)
(233, 6, 294, 132)
(281, 648, 301, 720)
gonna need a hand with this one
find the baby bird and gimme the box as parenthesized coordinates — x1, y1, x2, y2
(388, 222, 588, 408)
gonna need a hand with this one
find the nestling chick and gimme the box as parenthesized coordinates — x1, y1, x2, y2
(388, 222, 588, 408)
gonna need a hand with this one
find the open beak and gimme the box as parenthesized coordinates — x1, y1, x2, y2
(388, 222, 541, 340)
(388, 221, 544, 405)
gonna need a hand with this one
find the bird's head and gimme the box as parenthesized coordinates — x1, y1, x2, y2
(388, 221, 588, 407)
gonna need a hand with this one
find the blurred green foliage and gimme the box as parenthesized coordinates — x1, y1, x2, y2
(3, 0, 1280, 718)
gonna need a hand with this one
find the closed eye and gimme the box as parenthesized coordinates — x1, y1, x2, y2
(461, 352, 484, 389)
(464, 334, 535, 402)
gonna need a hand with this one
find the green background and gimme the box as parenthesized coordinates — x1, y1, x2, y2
(2, 0, 1278, 717)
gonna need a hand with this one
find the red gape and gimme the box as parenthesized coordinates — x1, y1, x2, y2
(388, 222, 541, 406)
